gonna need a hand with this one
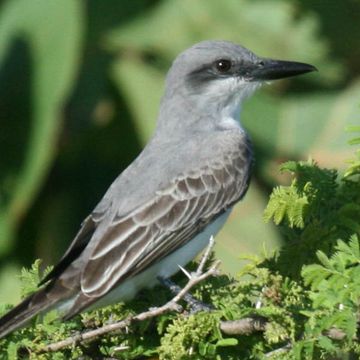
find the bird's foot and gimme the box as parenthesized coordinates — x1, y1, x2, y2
(157, 276, 213, 314)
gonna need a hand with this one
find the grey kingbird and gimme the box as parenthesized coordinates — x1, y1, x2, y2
(0, 40, 316, 338)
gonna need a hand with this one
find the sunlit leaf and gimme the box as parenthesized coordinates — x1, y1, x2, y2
(0, 0, 84, 254)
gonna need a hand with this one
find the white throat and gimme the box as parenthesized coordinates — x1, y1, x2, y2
(200, 77, 262, 131)
(218, 99, 243, 130)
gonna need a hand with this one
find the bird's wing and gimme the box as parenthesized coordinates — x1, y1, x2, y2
(80, 150, 251, 298)
(38, 215, 98, 285)
(37, 187, 116, 286)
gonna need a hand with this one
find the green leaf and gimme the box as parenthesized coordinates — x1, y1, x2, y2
(17, 259, 53, 298)
(198, 341, 208, 356)
(6, 342, 18, 360)
(0, 0, 84, 255)
(216, 338, 238, 347)
(348, 235, 360, 259)
(264, 184, 308, 229)
(317, 335, 336, 352)
(302, 264, 329, 288)
(316, 251, 332, 269)
(18, 259, 43, 298)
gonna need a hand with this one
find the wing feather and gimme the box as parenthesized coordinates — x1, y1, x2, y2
(156, 199, 190, 230)
(133, 194, 177, 225)
(91, 217, 138, 259)
(81, 151, 251, 297)
(39, 215, 97, 285)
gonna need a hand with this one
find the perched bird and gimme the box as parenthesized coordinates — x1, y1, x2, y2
(0, 40, 316, 338)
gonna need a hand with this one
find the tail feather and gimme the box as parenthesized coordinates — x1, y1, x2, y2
(0, 282, 70, 339)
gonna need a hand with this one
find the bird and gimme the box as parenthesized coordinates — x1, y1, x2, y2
(0, 40, 316, 338)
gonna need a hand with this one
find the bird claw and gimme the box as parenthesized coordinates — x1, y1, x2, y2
(157, 276, 214, 313)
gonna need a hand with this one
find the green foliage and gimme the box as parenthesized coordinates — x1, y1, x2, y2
(264, 159, 338, 230)
(0, 0, 84, 255)
(263, 140, 360, 278)
(159, 312, 223, 359)
(295, 236, 360, 358)
(344, 126, 360, 178)
(2, 236, 358, 359)
(18, 260, 52, 298)
(264, 178, 309, 228)
(1, 230, 360, 358)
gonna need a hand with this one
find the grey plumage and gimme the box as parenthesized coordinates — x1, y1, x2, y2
(0, 40, 316, 338)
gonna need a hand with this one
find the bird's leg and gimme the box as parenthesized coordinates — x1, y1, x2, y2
(157, 236, 217, 313)
(157, 276, 213, 314)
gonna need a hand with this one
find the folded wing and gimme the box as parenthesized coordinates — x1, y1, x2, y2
(81, 150, 251, 300)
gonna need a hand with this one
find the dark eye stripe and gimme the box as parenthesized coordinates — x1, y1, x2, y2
(186, 59, 235, 90)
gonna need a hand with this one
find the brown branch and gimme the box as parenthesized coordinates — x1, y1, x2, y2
(263, 326, 351, 358)
(264, 343, 292, 358)
(40, 240, 221, 353)
(220, 316, 267, 335)
(324, 327, 347, 341)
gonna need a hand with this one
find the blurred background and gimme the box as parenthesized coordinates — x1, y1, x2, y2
(0, 0, 359, 304)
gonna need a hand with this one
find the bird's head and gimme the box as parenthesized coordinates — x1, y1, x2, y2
(162, 40, 316, 129)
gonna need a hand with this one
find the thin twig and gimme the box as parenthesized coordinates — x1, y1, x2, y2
(178, 265, 192, 279)
(196, 235, 215, 276)
(264, 343, 292, 358)
(40, 239, 220, 353)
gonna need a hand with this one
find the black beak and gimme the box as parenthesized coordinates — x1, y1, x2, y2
(250, 59, 317, 81)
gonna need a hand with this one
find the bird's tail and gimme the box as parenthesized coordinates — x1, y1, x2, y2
(0, 281, 70, 339)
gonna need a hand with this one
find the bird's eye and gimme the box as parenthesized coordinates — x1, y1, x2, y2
(215, 59, 232, 73)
